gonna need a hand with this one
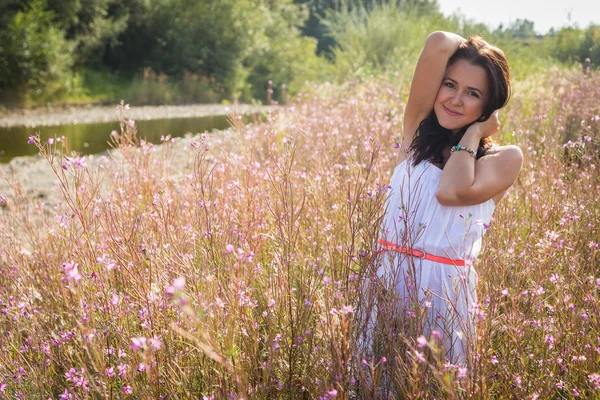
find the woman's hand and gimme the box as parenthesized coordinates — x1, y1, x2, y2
(467, 110, 500, 139)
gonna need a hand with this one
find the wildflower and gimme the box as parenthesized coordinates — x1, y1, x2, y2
(457, 366, 467, 379)
(150, 337, 162, 350)
(126, 119, 135, 127)
(62, 261, 82, 282)
(48, 138, 54, 145)
(475, 219, 489, 229)
(225, 244, 235, 254)
(58, 389, 72, 399)
(65, 368, 77, 381)
(27, 136, 36, 144)
(64, 156, 87, 169)
(491, 355, 499, 365)
(328, 389, 337, 397)
(545, 334, 555, 350)
(123, 386, 133, 394)
(118, 364, 128, 379)
(589, 373, 600, 390)
(106, 367, 115, 377)
(165, 276, 186, 297)
(416, 336, 427, 348)
(130, 337, 147, 351)
(414, 351, 425, 363)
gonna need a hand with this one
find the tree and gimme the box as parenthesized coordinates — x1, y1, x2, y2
(0, 0, 75, 104)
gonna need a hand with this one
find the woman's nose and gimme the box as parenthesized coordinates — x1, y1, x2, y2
(450, 91, 462, 105)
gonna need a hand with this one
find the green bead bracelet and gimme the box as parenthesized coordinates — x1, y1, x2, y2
(450, 144, 476, 157)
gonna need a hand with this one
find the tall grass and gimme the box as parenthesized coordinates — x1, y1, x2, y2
(0, 69, 599, 398)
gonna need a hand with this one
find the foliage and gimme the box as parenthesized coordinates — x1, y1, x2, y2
(0, 0, 76, 105)
(550, 24, 600, 67)
(294, 0, 440, 56)
(0, 0, 599, 107)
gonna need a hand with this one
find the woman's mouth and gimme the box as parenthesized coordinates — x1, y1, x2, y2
(443, 106, 462, 116)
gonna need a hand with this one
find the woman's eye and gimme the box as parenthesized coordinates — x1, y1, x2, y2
(445, 82, 455, 88)
(468, 91, 480, 98)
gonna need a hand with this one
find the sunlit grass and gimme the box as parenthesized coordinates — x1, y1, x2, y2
(0, 70, 598, 398)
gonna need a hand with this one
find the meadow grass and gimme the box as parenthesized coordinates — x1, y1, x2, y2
(0, 71, 598, 399)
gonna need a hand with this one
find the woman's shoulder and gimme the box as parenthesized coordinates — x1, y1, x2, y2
(480, 144, 524, 180)
(483, 143, 522, 160)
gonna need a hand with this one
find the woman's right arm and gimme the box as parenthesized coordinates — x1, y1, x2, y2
(400, 31, 465, 161)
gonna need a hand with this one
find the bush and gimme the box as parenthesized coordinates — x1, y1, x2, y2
(0, 0, 76, 106)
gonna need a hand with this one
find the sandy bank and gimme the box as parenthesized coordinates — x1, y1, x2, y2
(0, 103, 270, 128)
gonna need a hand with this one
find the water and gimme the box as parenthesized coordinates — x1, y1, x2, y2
(0, 115, 233, 163)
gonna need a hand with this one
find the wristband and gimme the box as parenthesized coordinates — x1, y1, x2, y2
(450, 144, 476, 157)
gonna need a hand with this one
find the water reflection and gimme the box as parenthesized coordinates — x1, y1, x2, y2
(0, 115, 233, 163)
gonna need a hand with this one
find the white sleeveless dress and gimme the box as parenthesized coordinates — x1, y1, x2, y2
(377, 158, 495, 365)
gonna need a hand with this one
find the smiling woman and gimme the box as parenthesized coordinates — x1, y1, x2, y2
(434, 59, 488, 133)
(372, 31, 523, 371)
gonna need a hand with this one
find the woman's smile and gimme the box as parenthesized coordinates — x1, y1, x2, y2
(442, 105, 462, 116)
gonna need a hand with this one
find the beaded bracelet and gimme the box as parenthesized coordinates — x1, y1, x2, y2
(450, 144, 476, 157)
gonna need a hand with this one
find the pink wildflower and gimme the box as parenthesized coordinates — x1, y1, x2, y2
(589, 373, 600, 390)
(414, 351, 425, 363)
(62, 261, 82, 282)
(130, 337, 146, 351)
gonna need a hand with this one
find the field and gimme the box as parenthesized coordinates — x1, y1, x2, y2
(0, 71, 599, 398)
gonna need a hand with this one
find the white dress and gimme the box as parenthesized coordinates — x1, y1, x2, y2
(377, 158, 495, 365)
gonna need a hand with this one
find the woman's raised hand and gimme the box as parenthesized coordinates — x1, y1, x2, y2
(468, 110, 500, 138)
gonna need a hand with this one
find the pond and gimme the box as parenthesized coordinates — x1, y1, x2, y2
(0, 114, 236, 163)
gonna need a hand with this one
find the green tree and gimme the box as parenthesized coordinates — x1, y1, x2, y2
(0, 0, 75, 104)
(294, 0, 439, 56)
(551, 27, 585, 63)
(580, 25, 600, 66)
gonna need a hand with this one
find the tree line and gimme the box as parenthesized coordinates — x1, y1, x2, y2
(0, 0, 598, 107)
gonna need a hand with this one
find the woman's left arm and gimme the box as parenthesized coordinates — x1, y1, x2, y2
(436, 113, 523, 206)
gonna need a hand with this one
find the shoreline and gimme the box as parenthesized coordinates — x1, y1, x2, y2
(0, 103, 271, 128)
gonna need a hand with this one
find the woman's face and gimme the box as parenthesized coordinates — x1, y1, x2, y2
(434, 59, 489, 134)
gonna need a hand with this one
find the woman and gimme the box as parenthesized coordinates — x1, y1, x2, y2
(376, 31, 523, 367)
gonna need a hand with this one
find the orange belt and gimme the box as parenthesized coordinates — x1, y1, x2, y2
(377, 238, 466, 267)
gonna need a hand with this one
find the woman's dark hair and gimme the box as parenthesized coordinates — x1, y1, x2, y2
(410, 35, 511, 166)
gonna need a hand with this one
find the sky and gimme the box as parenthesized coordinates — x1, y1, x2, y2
(437, 0, 600, 34)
